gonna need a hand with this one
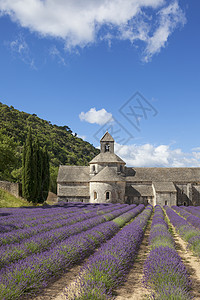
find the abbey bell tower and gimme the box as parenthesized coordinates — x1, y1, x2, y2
(100, 131, 114, 153)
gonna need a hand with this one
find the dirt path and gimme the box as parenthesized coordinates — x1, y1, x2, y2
(171, 226, 200, 299)
(113, 219, 152, 300)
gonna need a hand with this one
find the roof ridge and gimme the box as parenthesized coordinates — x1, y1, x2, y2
(100, 131, 115, 142)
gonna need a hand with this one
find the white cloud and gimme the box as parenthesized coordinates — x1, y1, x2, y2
(115, 143, 200, 167)
(49, 45, 67, 66)
(143, 1, 186, 62)
(7, 34, 36, 68)
(0, 0, 186, 61)
(79, 107, 113, 125)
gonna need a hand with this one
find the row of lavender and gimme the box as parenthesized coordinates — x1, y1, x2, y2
(166, 206, 200, 256)
(143, 205, 191, 299)
(172, 205, 200, 231)
(0, 204, 144, 299)
(65, 205, 152, 299)
(0, 205, 137, 269)
(0, 204, 128, 245)
(0, 203, 126, 232)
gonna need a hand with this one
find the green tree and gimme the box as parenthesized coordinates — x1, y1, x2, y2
(49, 165, 59, 194)
(40, 146, 50, 203)
(23, 128, 36, 202)
(22, 142, 26, 197)
(0, 130, 18, 181)
(32, 138, 42, 204)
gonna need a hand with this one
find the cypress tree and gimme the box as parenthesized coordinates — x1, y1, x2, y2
(22, 142, 26, 198)
(39, 146, 50, 203)
(23, 127, 35, 202)
(32, 140, 39, 203)
(22, 130, 50, 204)
(35, 138, 42, 203)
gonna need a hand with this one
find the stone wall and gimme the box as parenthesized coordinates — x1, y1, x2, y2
(0, 181, 21, 197)
(57, 196, 89, 203)
(176, 184, 193, 206)
(156, 192, 176, 207)
(90, 181, 125, 204)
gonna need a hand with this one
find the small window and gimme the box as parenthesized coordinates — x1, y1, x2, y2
(93, 165, 96, 172)
(94, 192, 97, 200)
(106, 192, 110, 200)
(120, 165, 123, 172)
(165, 200, 167, 205)
(105, 144, 110, 152)
(183, 201, 187, 206)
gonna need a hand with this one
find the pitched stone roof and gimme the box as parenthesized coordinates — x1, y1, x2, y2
(100, 132, 114, 142)
(58, 186, 89, 197)
(57, 166, 90, 182)
(126, 167, 200, 183)
(153, 182, 176, 193)
(90, 166, 125, 182)
(90, 152, 126, 164)
(126, 184, 153, 196)
(193, 185, 200, 192)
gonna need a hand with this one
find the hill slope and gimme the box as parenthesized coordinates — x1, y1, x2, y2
(0, 102, 99, 192)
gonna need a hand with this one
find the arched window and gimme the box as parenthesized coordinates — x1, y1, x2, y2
(105, 144, 110, 152)
(106, 191, 110, 200)
(165, 200, 168, 205)
(94, 191, 97, 200)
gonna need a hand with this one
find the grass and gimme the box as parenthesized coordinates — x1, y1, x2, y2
(0, 188, 32, 208)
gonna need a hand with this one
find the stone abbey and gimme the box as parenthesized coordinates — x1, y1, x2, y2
(57, 132, 200, 207)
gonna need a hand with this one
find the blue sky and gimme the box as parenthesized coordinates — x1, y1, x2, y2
(0, 0, 200, 167)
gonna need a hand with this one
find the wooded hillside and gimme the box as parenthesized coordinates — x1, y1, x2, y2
(0, 102, 99, 193)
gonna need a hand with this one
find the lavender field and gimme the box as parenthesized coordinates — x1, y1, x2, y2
(0, 203, 200, 299)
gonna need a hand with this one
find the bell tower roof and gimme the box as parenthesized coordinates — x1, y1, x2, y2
(89, 131, 126, 165)
(100, 131, 114, 142)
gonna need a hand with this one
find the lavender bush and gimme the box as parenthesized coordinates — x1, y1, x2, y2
(165, 206, 200, 256)
(0, 205, 142, 299)
(172, 205, 200, 231)
(143, 205, 191, 300)
(182, 206, 200, 218)
(0, 205, 136, 268)
(65, 205, 152, 300)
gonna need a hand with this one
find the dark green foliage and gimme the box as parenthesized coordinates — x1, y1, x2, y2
(0, 129, 19, 181)
(22, 130, 50, 203)
(0, 102, 100, 190)
(33, 138, 42, 202)
(23, 128, 36, 202)
(40, 146, 50, 203)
